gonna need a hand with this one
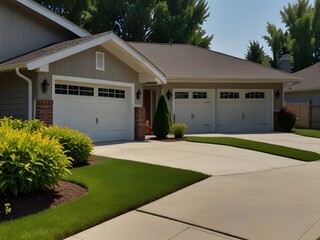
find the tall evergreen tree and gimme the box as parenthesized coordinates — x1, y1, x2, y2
(245, 40, 270, 67)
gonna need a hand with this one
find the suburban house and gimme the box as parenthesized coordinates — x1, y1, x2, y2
(285, 62, 320, 105)
(0, 0, 301, 142)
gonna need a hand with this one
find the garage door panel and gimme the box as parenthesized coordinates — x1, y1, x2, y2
(216, 89, 272, 133)
(54, 82, 131, 142)
(174, 90, 214, 134)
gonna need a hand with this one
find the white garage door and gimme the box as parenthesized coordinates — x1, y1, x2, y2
(216, 89, 273, 133)
(173, 89, 215, 133)
(53, 82, 132, 142)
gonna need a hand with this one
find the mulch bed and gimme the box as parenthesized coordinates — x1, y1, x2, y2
(148, 137, 186, 142)
(0, 156, 102, 222)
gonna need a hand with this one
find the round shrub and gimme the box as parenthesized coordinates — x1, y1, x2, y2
(153, 95, 171, 139)
(171, 123, 188, 139)
(42, 126, 94, 165)
(280, 106, 298, 132)
(0, 126, 72, 196)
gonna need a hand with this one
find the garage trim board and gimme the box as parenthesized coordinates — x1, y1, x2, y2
(52, 75, 135, 142)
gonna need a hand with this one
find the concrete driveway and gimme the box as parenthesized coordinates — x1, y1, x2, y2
(67, 133, 320, 240)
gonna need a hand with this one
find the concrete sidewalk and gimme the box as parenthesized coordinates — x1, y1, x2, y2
(66, 133, 320, 240)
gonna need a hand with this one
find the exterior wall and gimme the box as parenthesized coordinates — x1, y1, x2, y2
(285, 91, 320, 105)
(0, 1, 77, 63)
(0, 71, 29, 120)
(38, 46, 142, 105)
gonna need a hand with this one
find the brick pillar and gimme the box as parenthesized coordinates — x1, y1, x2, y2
(35, 100, 53, 125)
(135, 107, 146, 140)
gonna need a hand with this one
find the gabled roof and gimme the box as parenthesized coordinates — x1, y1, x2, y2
(129, 42, 301, 83)
(285, 62, 320, 92)
(0, 32, 166, 84)
(16, 0, 90, 37)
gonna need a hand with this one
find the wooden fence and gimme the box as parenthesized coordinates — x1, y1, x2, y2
(286, 102, 320, 129)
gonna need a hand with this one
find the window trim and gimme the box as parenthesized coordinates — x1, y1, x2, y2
(96, 51, 105, 71)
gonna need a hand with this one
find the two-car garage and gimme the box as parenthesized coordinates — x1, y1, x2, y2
(173, 89, 273, 134)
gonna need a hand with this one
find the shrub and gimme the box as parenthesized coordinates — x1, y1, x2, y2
(42, 126, 94, 165)
(171, 123, 188, 139)
(0, 117, 45, 132)
(0, 126, 71, 196)
(280, 106, 298, 132)
(153, 95, 171, 139)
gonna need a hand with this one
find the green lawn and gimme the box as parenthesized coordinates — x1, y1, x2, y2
(187, 136, 320, 162)
(0, 156, 208, 240)
(293, 128, 320, 139)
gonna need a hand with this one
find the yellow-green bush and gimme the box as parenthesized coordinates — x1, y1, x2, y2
(0, 117, 45, 132)
(42, 126, 94, 165)
(0, 125, 72, 196)
(170, 123, 188, 139)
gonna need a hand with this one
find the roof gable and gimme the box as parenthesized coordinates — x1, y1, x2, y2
(0, 32, 166, 84)
(129, 43, 300, 83)
(16, 0, 90, 37)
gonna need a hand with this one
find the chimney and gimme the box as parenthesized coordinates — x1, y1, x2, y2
(278, 47, 291, 73)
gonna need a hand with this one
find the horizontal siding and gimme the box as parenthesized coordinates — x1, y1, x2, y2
(285, 91, 320, 105)
(50, 46, 139, 84)
(0, 72, 28, 120)
(0, 1, 77, 63)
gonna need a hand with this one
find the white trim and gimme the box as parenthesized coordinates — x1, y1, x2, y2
(95, 51, 105, 71)
(17, 0, 90, 37)
(26, 32, 166, 85)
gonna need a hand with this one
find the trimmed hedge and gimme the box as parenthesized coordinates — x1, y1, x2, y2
(0, 125, 72, 196)
(42, 126, 94, 165)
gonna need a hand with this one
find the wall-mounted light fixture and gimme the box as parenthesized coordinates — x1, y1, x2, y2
(41, 79, 50, 94)
(275, 90, 280, 99)
(136, 89, 142, 100)
(166, 90, 172, 100)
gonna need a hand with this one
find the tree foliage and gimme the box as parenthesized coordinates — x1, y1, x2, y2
(34, 0, 213, 48)
(245, 40, 270, 67)
(34, 0, 94, 26)
(263, 0, 320, 71)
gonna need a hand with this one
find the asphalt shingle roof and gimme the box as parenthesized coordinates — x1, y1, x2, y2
(129, 42, 300, 82)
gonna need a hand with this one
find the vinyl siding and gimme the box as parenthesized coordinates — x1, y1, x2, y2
(39, 46, 142, 104)
(0, 1, 77, 63)
(0, 72, 29, 120)
(285, 91, 320, 105)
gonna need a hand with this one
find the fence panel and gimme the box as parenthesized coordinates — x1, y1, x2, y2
(310, 105, 320, 129)
(286, 103, 310, 128)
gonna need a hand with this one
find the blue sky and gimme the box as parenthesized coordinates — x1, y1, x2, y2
(203, 0, 297, 59)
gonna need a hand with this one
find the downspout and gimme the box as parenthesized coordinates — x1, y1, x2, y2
(15, 68, 32, 120)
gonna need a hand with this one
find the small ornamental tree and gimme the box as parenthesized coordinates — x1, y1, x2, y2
(153, 95, 171, 139)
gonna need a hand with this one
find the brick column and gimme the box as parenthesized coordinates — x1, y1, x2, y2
(35, 100, 53, 125)
(135, 107, 146, 140)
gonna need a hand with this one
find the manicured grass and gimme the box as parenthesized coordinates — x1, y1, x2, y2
(294, 128, 320, 139)
(0, 156, 208, 240)
(187, 136, 320, 162)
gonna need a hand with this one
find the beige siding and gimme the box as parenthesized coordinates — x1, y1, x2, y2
(0, 1, 77, 63)
(285, 91, 320, 105)
(39, 46, 142, 104)
(0, 72, 29, 120)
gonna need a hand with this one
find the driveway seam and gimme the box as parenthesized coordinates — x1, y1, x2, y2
(136, 209, 248, 240)
(299, 216, 320, 240)
(168, 227, 189, 240)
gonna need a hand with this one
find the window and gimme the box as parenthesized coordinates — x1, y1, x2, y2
(193, 92, 207, 99)
(98, 88, 125, 99)
(220, 92, 240, 99)
(55, 84, 94, 96)
(96, 51, 105, 71)
(175, 92, 189, 99)
(245, 92, 265, 99)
